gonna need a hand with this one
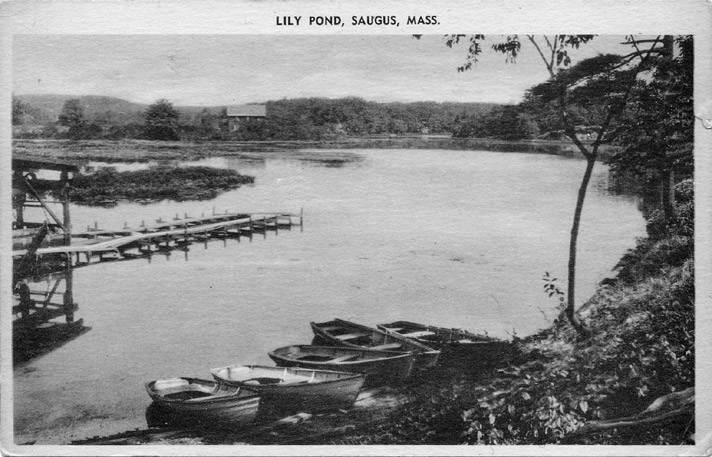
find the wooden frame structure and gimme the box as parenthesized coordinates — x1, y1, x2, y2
(12, 155, 80, 245)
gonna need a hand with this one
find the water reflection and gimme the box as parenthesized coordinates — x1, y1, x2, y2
(81, 150, 364, 175)
(12, 222, 294, 365)
(13, 266, 90, 365)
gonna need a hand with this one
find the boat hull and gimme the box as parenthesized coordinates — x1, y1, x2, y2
(211, 365, 365, 412)
(311, 318, 440, 369)
(268, 345, 415, 386)
(145, 377, 260, 427)
(378, 321, 514, 368)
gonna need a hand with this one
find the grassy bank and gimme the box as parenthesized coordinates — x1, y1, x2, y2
(65, 166, 254, 205)
(13, 137, 619, 162)
(330, 180, 694, 445)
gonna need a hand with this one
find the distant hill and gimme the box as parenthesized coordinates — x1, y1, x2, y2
(15, 94, 148, 125)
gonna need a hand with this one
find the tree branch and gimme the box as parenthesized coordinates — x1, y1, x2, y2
(549, 35, 558, 70)
(562, 388, 694, 443)
(527, 35, 555, 77)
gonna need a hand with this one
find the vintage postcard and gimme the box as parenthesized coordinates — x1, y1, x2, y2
(1, 0, 710, 455)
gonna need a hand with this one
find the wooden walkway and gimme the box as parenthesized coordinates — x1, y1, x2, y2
(13, 210, 303, 266)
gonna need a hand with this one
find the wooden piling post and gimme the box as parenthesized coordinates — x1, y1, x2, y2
(61, 170, 72, 245)
(300, 207, 304, 232)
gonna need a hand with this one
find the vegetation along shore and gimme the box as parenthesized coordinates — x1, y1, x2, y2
(336, 181, 694, 445)
(14, 34, 694, 445)
(75, 180, 694, 445)
(65, 166, 254, 206)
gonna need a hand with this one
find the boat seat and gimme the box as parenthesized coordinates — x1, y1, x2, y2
(370, 343, 402, 350)
(330, 354, 359, 362)
(319, 326, 343, 332)
(335, 332, 368, 341)
(402, 330, 436, 338)
(384, 327, 403, 332)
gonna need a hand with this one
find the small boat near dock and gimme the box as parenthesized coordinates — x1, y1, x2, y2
(311, 318, 440, 369)
(268, 345, 415, 386)
(378, 320, 515, 367)
(145, 377, 260, 427)
(210, 365, 365, 412)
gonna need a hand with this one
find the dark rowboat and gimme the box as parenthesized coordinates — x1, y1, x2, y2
(377, 320, 514, 367)
(311, 318, 440, 369)
(145, 377, 260, 427)
(268, 345, 415, 386)
(211, 365, 365, 412)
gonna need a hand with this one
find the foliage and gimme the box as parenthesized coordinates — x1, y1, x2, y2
(144, 99, 180, 140)
(452, 105, 542, 140)
(58, 99, 85, 128)
(356, 192, 693, 444)
(13, 96, 500, 141)
(608, 36, 694, 188)
(65, 166, 254, 205)
(12, 98, 31, 125)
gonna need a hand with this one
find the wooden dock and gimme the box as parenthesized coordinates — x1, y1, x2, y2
(12, 210, 303, 268)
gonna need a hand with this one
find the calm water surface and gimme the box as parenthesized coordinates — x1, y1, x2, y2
(14, 149, 646, 443)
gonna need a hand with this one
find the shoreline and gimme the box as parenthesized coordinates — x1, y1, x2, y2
(13, 137, 619, 163)
(12, 142, 688, 446)
(53, 181, 693, 446)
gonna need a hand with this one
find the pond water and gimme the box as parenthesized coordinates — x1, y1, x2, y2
(13, 148, 646, 443)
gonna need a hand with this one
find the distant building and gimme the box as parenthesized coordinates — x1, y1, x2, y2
(226, 104, 266, 132)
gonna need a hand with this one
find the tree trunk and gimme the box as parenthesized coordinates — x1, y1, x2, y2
(566, 157, 596, 336)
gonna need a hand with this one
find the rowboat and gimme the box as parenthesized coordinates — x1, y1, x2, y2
(268, 345, 415, 386)
(311, 318, 440, 369)
(378, 320, 514, 367)
(211, 365, 365, 412)
(145, 377, 260, 427)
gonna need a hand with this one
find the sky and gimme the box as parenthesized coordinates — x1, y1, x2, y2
(13, 35, 632, 106)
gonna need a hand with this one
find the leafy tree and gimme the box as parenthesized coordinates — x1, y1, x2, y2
(58, 98, 85, 128)
(12, 97, 28, 125)
(144, 99, 180, 140)
(55, 98, 104, 139)
(443, 35, 668, 335)
(609, 36, 693, 223)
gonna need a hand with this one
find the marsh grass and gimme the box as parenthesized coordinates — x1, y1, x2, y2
(66, 166, 254, 205)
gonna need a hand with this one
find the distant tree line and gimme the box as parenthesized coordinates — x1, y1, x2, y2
(10, 92, 630, 143)
(15, 95, 582, 142)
